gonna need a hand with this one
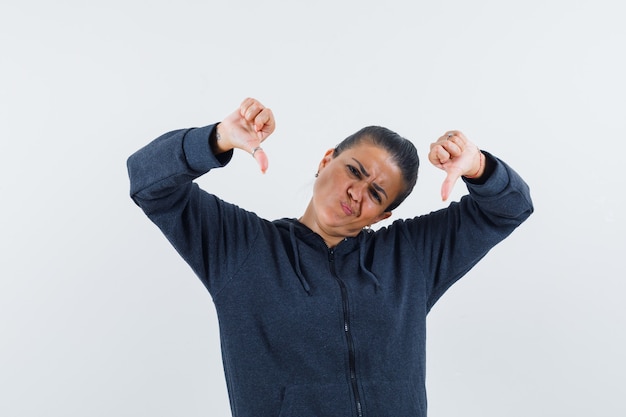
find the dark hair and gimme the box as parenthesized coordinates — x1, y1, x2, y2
(334, 126, 419, 211)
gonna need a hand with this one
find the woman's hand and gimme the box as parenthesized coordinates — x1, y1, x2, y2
(215, 97, 275, 173)
(428, 130, 484, 201)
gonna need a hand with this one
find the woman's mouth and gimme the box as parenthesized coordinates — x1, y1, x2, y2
(341, 203, 353, 215)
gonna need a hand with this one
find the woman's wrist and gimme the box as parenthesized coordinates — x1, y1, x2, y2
(210, 123, 233, 155)
(463, 151, 485, 179)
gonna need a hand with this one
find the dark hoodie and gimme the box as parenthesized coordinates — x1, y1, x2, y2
(127, 124, 533, 417)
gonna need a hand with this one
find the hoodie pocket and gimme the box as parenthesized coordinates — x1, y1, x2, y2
(361, 380, 425, 417)
(277, 383, 354, 417)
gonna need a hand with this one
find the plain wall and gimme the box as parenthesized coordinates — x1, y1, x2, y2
(1, 0, 624, 416)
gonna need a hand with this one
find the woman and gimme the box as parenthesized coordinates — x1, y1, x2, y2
(127, 98, 533, 417)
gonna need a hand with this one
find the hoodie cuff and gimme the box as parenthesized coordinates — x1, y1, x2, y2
(463, 151, 510, 197)
(183, 124, 234, 173)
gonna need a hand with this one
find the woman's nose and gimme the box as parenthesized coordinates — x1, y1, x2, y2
(348, 182, 366, 201)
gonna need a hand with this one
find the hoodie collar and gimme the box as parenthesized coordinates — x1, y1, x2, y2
(277, 218, 381, 294)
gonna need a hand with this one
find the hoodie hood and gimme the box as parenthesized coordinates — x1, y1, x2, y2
(274, 218, 381, 294)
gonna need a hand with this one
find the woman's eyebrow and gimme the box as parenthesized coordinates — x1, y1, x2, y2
(352, 158, 370, 177)
(352, 158, 388, 199)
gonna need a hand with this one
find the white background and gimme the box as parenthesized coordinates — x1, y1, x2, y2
(1, 1, 624, 416)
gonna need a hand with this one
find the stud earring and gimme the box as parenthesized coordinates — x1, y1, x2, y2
(315, 172, 319, 178)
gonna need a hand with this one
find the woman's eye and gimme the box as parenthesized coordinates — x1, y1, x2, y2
(370, 190, 382, 203)
(348, 165, 360, 177)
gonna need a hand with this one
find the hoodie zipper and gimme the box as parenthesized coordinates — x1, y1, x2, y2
(329, 248, 363, 417)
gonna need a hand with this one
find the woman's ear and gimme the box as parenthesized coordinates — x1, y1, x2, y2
(317, 148, 335, 173)
(373, 211, 392, 224)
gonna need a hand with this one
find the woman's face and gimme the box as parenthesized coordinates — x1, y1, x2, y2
(308, 142, 405, 242)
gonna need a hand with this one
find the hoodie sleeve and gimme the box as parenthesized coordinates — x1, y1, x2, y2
(127, 124, 261, 297)
(403, 152, 534, 311)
